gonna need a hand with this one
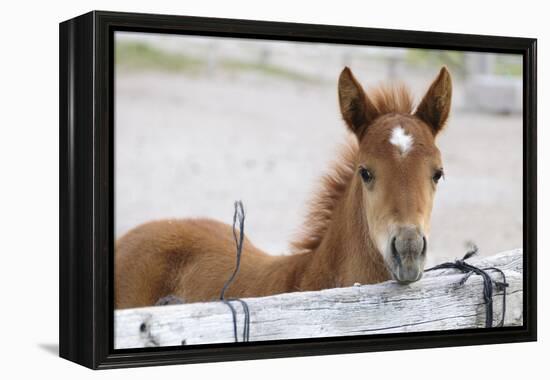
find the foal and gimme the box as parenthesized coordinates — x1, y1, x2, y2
(115, 67, 452, 309)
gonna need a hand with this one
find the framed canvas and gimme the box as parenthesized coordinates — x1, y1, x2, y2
(59, 10, 537, 369)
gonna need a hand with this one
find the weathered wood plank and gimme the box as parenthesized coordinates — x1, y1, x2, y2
(115, 249, 523, 349)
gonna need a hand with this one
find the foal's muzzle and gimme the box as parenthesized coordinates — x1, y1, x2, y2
(390, 226, 427, 283)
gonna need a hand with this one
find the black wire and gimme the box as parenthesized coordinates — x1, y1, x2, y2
(425, 246, 509, 328)
(481, 266, 508, 328)
(220, 200, 251, 342)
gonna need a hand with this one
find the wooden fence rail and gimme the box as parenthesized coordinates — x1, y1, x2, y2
(115, 249, 523, 349)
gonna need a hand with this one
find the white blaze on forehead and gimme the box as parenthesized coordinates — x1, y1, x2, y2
(389, 126, 413, 155)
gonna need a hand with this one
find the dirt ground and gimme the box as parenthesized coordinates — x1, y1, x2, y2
(115, 70, 522, 266)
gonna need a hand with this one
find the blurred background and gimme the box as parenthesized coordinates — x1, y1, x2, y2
(115, 31, 522, 265)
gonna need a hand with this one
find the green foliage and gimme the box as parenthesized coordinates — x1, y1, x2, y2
(406, 50, 467, 76)
(116, 41, 318, 83)
(494, 56, 522, 77)
(115, 41, 204, 72)
(405, 49, 522, 77)
(220, 59, 317, 82)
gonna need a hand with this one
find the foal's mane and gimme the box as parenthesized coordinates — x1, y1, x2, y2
(290, 84, 414, 254)
(368, 83, 414, 115)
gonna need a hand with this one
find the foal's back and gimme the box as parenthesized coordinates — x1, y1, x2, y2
(115, 219, 297, 308)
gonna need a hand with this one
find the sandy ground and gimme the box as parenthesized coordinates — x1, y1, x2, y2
(115, 70, 522, 266)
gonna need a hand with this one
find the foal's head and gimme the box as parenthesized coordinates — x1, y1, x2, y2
(338, 67, 452, 283)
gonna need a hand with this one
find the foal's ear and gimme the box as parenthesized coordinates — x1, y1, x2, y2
(338, 67, 378, 139)
(415, 67, 452, 135)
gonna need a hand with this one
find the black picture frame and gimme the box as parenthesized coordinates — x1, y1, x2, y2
(59, 10, 537, 369)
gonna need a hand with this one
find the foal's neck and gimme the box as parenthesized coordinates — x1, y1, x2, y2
(298, 177, 390, 290)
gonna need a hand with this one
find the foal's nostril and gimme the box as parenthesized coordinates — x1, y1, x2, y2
(392, 228, 426, 259)
(390, 228, 427, 283)
(391, 236, 402, 266)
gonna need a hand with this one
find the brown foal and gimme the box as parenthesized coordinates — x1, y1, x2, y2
(115, 66, 452, 309)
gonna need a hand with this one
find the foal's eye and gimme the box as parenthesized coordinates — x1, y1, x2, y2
(359, 167, 374, 184)
(432, 169, 444, 184)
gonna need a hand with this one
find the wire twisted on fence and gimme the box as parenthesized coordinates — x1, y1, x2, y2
(219, 200, 251, 342)
(425, 245, 509, 328)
